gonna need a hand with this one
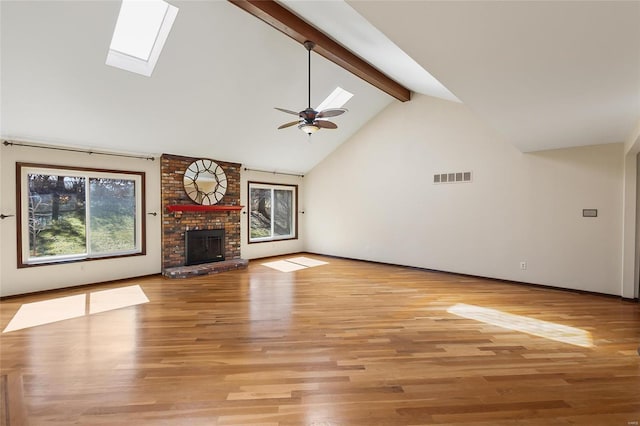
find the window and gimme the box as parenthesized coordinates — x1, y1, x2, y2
(248, 182, 297, 243)
(17, 163, 145, 267)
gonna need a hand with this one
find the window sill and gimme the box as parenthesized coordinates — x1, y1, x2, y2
(248, 236, 298, 244)
(18, 251, 146, 268)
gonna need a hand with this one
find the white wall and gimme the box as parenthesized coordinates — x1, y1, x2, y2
(0, 141, 162, 297)
(0, 144, 4, 293)
(622, 118, 640, 299)
(304, 94, 625, 295)
(240, 169, 305, 259)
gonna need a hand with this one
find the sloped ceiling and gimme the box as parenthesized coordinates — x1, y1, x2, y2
(349, 0, 640, 152)
(2, 1, 639, 174)
(0, 0, 392, 173)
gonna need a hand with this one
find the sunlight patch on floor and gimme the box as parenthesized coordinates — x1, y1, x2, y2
(3, 285, 149, 333)
(262, 256, 328, 272)
(2, 294, 86, 333)
(89, 285, 149, 314)
(262, 260, 308, 272)
(447, 303, 593, 348)
(286, 257, 329, 268)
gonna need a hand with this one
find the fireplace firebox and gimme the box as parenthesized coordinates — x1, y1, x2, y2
(185, 229, 225, 266)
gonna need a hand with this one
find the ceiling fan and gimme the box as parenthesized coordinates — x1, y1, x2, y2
(275, 41, 347, 135)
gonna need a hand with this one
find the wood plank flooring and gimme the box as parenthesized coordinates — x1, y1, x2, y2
(1, 254, 639, 425)
(0, 372, 27, 426)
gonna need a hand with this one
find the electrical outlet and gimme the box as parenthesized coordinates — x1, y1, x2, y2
(520, 261, 527, 270)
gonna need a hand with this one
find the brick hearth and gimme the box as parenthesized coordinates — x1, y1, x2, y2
(160, 154, 246, 277)
(162, 258, 249, 279)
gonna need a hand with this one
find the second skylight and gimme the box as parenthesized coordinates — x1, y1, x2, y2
(317, 87, 353, 111)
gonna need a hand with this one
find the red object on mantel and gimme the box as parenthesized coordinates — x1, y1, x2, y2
(166, 205, 244, 212)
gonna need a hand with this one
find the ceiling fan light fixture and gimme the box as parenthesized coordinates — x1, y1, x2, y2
(299, 123, 320, 135)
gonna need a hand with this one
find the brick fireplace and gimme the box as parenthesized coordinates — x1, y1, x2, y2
(160, 154, 247, 278)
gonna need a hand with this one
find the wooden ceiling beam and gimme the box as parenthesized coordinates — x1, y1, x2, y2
(227, 0, 411, 102)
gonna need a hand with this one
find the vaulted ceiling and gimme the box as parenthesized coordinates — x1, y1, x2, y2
(1, 1, 394, 173)
(349, 0, 640, 152)
(2, 1, 639, 173)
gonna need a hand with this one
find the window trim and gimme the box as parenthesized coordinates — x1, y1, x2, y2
(16, 163, 146, 268)
(247, 181, 298, 244)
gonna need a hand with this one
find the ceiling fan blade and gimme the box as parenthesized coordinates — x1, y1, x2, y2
(275, 107, 300, 116)
(315, 120, 337, 129)
(278, 120, 301, 129)
(317, 108, 347, 119)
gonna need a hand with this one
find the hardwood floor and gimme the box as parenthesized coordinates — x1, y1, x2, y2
(1, 254, 639, 425)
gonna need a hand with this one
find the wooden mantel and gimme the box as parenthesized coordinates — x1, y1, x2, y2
(166, 205, 244, 212)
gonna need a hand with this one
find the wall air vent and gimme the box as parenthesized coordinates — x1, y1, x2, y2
(433, 171, 473, 184)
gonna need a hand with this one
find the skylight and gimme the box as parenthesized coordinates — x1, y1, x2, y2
(106, 0, 179, 77)
(317, 87, 353, 111)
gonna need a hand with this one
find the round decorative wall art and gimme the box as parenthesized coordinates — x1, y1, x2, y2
(183, 159, 227, 205)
